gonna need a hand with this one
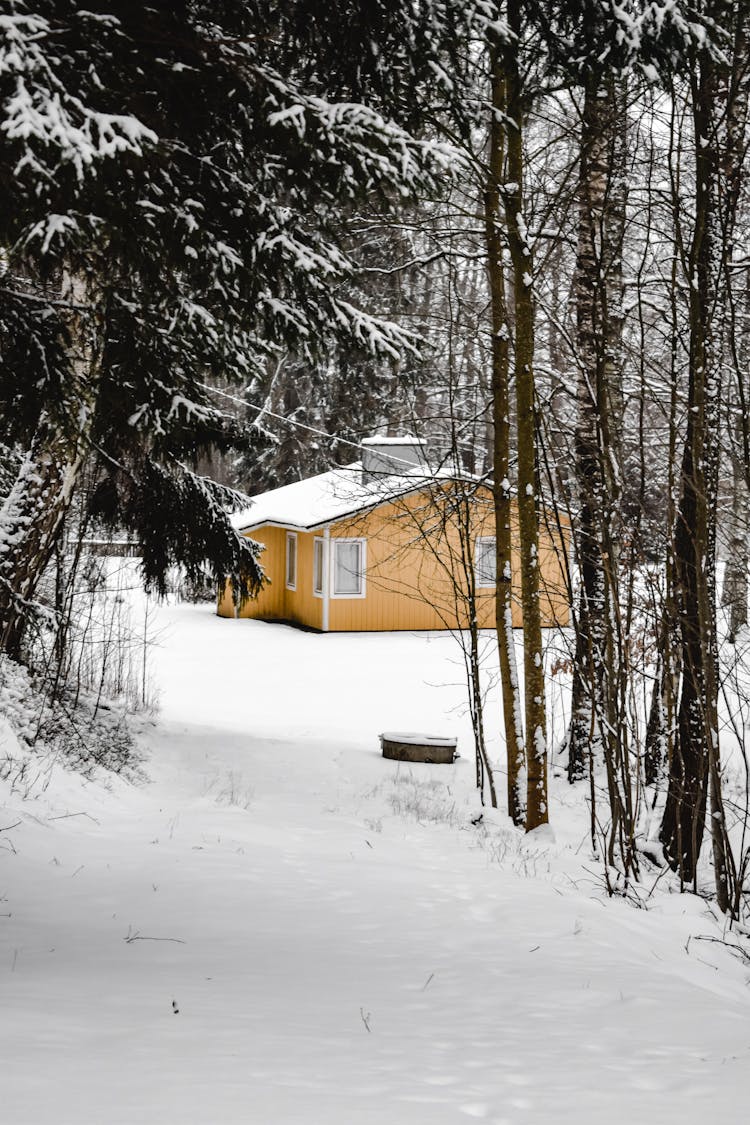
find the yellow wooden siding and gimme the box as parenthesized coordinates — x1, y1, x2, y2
(218, 526, 324, 628)
(537, 533, 571, 629)
(285, 530, 324, 629)
(218, 526, 286, 620)
(328, 491, 489, 631)
(221, 484, 570, 632)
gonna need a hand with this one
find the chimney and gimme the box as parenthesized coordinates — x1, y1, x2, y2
(360, 435, 428, 484)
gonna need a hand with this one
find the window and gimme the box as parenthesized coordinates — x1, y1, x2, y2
(474, 536, 496, 588)
(332, 538, 366, 598)
(313, 537, 324, 597)
(285, 532, 297, 590)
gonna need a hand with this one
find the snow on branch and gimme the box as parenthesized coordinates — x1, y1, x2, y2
(262, 65, 462, 195)
(329, 300, 421, 360)
(1, 13, 156, 180)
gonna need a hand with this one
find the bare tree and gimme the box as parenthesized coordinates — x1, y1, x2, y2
(485, 33, 526, 826)
(660, 3, 749, 913)
(499, 0, 548, 830)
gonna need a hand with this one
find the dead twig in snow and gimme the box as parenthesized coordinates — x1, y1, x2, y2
(124, 926, 186, 945)
(359, 1007, 372, 1032)
(692, 933, 750, 965)
(48, 812, 100, 824)
(645, 862, 673, 900)
(0, 821, 21, 833)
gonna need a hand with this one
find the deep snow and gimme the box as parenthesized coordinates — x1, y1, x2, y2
(1, 604, 749, 1124)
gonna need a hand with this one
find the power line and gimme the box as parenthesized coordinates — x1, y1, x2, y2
(202, 382, 363, 450)
(201, 383, 431, 472)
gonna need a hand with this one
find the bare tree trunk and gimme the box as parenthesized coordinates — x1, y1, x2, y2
(502, 0, 548, 830)
(567, 74, 626, 776)
(660, 15, 745, 909)
(485, 42, 526, 825)
(644, 165, 683, 787)
(567, 76, 611, 782)
(0, 271, 102, 661)
(566, 72, 636, 874)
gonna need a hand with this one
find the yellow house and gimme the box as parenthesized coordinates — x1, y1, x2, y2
(217, 437, 570, 632)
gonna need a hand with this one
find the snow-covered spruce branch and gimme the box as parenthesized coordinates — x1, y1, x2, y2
(1, 12, 156, 179)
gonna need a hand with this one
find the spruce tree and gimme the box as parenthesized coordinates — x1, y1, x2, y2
(0, 1, 474, 658)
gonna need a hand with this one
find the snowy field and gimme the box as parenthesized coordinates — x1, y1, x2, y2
(2, 602, 749, 1124)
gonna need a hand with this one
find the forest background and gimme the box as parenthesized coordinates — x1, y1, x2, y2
(2, 1, 750, 925)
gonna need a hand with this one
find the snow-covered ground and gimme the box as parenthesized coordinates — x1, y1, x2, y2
(1, 604, 749, 1124)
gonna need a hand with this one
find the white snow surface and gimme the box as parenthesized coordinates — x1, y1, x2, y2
(1, 603, 749, 1124)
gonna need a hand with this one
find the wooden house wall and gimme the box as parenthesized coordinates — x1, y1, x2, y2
(218, 485, 570, 632)
(326, 489, 498, 631)
(217, 526, 321, 630)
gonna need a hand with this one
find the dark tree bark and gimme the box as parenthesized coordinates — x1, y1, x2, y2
(565, 71, 638, 876)
(567, 74, 626, 784)
(660, 5, 748, 910)
(485, 40, 526, 826)
(501, 0, 548, 830)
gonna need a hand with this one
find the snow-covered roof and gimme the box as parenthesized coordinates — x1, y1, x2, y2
(232, 462, 450, 533)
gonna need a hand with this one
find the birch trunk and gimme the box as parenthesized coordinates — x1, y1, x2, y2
(567, 75, 626, 785)
(0, 271, 102, 660)
(566, 73, 636, 873)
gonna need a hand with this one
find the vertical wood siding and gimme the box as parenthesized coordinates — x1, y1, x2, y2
(220, 485, 570, 632)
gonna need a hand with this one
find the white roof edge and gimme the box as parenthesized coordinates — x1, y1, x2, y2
(236, 518, 310, 534)
(237, 479, 427, 534)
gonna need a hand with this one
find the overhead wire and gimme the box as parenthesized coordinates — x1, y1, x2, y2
(200, 382, 435, 473)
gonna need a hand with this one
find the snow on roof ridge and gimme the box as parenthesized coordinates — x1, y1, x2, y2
(230, 458, 457, 533)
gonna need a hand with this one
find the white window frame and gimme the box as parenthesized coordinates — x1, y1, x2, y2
(330, 537, 367, 599)
(285, 531, 298, 591)
(474, 535, 496, 589)
(312, 536, 325, 598)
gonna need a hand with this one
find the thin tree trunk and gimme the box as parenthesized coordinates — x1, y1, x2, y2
(563, 71, 638, 876)
(660, 22, 740, 908)
(644, 224, 682, 786)
(502, 0, 547, 830)
(485, 42, 526, 825)
(722, 260, 750, 644)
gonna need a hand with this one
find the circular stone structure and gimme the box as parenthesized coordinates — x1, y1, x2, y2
(380, 731, 458, 765)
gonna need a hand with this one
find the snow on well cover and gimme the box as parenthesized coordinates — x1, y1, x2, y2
(380, 731, 457, 747)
